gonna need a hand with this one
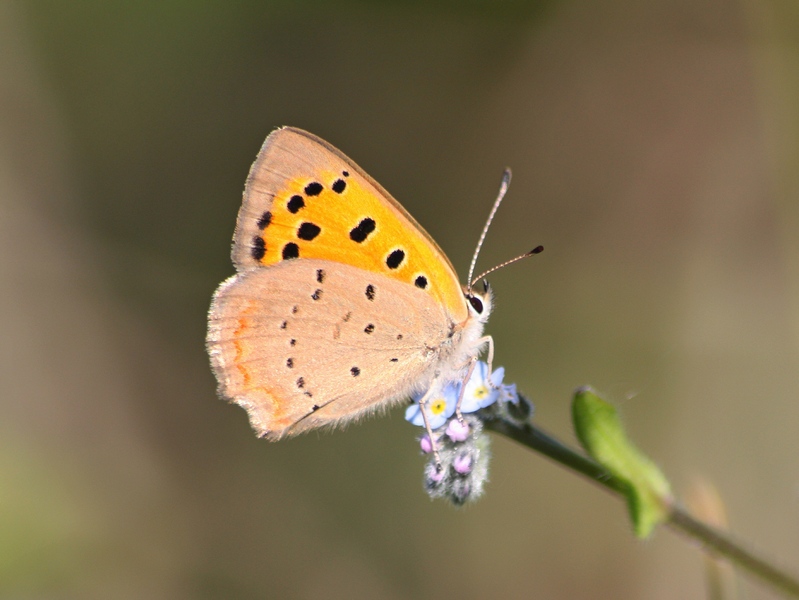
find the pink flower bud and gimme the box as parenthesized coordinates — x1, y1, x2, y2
(446, 418, 470, 442)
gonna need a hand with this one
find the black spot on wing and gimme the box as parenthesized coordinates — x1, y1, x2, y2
(257, 211, 272, 229)
(287, 195, 305, 213)
(297, 222, 321, 241)
(251, 236, 266, 260)
(304, 182, 323, 196)
(282, 243, 299, 260)
(386, 249, 405, 269)
(350, 218, 376, 243)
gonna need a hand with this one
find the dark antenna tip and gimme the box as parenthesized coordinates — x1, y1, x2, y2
(469, 245, 545, 289)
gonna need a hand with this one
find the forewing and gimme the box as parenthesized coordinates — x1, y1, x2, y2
(232, 126, 468, 323)
(207, 259, 449, 439)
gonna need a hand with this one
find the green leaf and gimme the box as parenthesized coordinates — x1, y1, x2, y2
(572, 387, 673, 538)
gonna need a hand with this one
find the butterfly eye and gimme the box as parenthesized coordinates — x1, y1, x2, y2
(468, 295, 484, 314)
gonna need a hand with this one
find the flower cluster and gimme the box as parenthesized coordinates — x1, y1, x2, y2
(404, 362, 510, 429)
(419, 414, 489, 505)
(405, 362, 533, 505)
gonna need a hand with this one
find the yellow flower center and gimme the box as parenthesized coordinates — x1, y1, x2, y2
(474, 385, 488, 400)
(430, 398, 447, 415)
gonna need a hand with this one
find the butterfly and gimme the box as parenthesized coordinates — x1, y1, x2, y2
(207, 127, 537, 443)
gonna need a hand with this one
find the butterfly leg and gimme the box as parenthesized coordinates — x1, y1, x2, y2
(454, 358, 478, 423)
(416, 385, 443, 469)
(453, 334, 496, 421)
(477, 335, 498, 389)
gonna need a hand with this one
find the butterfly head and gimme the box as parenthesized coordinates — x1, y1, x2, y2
(464, 280, 493, 325)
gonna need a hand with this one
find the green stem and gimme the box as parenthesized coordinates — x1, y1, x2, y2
(667, 507, 799, 597)
(484, 417, 799, 599)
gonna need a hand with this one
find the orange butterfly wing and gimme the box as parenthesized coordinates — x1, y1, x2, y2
(231, 126, 468, 324)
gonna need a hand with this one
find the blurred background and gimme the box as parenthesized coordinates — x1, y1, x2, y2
(2, 1, 799, 598)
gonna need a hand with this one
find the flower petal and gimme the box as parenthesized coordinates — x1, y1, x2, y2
(490, 366, 505, 388)
(405, 381, 460, 429)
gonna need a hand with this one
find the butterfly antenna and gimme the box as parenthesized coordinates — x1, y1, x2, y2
(467, 168, 512, 293)
(470, 246, 544, 289)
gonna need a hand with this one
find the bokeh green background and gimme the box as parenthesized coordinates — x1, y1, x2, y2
(3, 1, 799, 598)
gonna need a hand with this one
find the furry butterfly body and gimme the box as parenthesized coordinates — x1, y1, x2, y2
(207, 127, 491, 439)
